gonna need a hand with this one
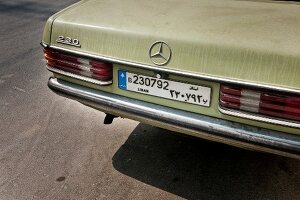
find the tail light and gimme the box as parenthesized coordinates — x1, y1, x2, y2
(44, 48, 113, 82)
(220, 85, 300, 123)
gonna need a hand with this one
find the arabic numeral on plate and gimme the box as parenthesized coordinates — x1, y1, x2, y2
(185, 93, 203, 103)
(144, 77, 151, 86)
(133, 75, 138, 84)
(191, 94, 196, 102)
(139, 76, 145, 85)
(163, 81, 169, 90)
(170, 90, 180, 99)
(197, 95, 203, 103)
(157, 80, 163, 89)
(150, 78, 156, 87)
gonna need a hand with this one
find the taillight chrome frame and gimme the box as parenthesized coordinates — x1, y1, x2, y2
(219, 106, 300, 129)
(219, 86, 300, 129)
(46, 65, 112, 86)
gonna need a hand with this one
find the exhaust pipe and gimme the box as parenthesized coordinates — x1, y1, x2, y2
(104, 113, 118, 124)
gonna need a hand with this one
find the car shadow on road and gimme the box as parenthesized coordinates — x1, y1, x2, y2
(113, 124, 300, 200)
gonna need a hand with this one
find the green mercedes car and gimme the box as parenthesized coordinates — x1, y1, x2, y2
(41, 0, 300, 159)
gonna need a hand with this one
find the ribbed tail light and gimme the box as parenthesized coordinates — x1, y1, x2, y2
(220, 85, 300, 122)
(44, 48, 113, 82)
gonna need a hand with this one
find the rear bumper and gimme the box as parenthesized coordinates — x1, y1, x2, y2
(48, 77, 300, 159)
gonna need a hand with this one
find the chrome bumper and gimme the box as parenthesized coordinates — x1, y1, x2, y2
(48, 78, 300, 159)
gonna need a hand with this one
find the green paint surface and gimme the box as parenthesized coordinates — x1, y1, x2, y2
(43, 0, 300, 134)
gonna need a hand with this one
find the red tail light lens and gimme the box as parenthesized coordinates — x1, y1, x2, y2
(44, 48, 112, 82)
(220, 85, 300, 122)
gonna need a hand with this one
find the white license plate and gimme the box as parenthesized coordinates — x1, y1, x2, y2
(118, 70, 211, 107)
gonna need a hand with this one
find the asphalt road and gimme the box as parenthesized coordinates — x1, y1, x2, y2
(0, 0, 300, 199)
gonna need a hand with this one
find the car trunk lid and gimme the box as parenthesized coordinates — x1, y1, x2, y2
(49, 0, 300, 90)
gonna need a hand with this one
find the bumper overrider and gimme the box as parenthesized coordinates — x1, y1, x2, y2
(48, 77, 300, 159)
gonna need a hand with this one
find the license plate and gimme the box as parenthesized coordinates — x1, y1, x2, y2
(118, 70, 211, 107)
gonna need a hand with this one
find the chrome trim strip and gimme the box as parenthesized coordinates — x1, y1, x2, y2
(46, 44, 300, 95)
(219, 106, 300, 129)
(46, 65, 112, 86)
(48, 78, 300, 159)
(40, 41, 48, 48)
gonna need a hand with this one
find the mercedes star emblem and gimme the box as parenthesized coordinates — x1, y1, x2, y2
(149, 41, 172, 66)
